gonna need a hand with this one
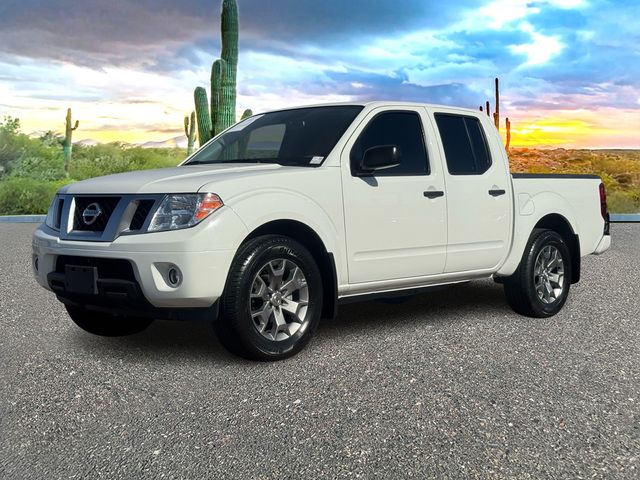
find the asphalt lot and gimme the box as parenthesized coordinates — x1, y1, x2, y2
(1, 223, 638, 479)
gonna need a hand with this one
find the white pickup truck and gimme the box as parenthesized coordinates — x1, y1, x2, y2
(32, 102, 611, 360)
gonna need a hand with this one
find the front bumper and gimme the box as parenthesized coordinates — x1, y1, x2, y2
(32, 221, 240, 310)
(45, 258, 219, 321)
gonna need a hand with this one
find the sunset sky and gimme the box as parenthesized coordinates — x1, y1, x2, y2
(0, 0, 639, 148)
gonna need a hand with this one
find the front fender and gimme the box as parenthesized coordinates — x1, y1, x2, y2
(228, 188, 341, 249)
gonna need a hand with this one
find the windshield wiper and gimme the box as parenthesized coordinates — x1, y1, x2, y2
(227, 157, 316, 167)
(184, 159, 248, 165)
(185, 158, 283, 166)
(228, 158, 284, 164)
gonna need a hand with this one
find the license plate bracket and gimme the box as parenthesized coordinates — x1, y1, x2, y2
(64, 265, 98, 295)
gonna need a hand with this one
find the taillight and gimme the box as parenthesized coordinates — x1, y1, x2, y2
(599, 183, 608, 219)
(599, 182, 609, 235)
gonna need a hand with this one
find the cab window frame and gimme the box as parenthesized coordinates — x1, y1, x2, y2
(434, 112, 493, 176)
(349, 110, 431, 177)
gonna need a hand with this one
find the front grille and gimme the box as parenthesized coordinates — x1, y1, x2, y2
(55, 256, 135, 281)
(73, 196, 121, 232)
(129, 200, 155, 231)
(54, 198, 64, 229)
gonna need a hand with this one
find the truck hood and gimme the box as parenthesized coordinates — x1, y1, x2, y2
(61, 163, 286, 195)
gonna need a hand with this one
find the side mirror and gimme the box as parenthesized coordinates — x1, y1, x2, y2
(358, 145, 401, 175)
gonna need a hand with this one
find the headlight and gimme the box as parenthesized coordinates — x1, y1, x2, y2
(147, 193, 223, 232)
(45, 195, 60, 230)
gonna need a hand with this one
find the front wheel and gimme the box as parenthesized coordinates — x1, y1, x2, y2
(503, 229, 572, 318)
(215, 235, 323, 361)
(65, 305, 154, 336)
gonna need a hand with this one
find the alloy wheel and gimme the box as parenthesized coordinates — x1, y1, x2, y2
(249, 259, 310, 341)
(533, 245, 565, 304)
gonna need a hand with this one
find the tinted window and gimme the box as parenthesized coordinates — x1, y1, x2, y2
(184, 106, 363, 167)
(244, 124, 286, 159)
(351, 111, 429, 176)
(435, 114, 491, 175)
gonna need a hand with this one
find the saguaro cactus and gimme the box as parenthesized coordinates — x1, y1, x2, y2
(194, 0, 240, 146)
(480, 78, 511, 147)
(480, 78, 501, 131)
(63, 108, 79, 171)
(194, 87, 212, 146)
(184, 111, 196, 155)
(493, 78, 500, 130)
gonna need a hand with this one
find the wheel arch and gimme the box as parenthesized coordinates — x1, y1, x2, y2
(533, 213, 581, 283)
(242, 219, 338, 319)
(497, 208, 581, 283)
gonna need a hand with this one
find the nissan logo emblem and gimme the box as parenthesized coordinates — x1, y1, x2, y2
(82, 202, 103, 226)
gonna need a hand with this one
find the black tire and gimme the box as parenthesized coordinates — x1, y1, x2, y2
(503, 228, 572, 318)
(65, 305, 154, 336)
(215, 235, 323, 361)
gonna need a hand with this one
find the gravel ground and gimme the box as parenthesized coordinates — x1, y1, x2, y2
(1, 223, 638, 479)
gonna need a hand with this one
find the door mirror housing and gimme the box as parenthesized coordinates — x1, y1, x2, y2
(358, 145, 401, 175)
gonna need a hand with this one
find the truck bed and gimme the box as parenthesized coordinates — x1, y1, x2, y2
(510, 173, 606, 257)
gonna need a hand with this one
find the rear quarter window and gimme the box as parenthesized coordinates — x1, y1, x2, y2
(434, 113, 492, 175)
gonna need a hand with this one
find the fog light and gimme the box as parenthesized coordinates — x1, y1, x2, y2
(167, 267, 182, 287)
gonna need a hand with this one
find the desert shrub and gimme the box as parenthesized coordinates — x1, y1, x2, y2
(9, 153, 66, 181)
(68, 144, 184, 180)
(0, 117, 189, 214)
(607, 190, 640, 214)
(509, 148, 640, 214)
(0, 117, 66, 179)
(126, 148, 185, 170)
(0, 177, 72, 215)
(68, 143, 132, 180)
(598, 172, 619, 193)
(0, 117, 23, 174)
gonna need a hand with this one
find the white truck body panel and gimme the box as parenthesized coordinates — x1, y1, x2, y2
(32, 101, 610, 310)
(340, 105, 448, 284)
(498, 175, 607, 276)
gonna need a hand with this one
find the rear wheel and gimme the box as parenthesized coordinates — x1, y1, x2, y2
(65, 305, 154, 336)
(215, 235, 323, 361)
(503, 228, 572, 318)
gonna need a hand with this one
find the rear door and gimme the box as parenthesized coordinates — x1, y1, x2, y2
(341, 106, 448, 284)
(429, 111, 511, 273)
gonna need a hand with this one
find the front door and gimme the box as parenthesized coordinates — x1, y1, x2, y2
(341, 107, 448, 284)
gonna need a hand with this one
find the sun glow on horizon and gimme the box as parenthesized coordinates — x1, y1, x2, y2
(9, 104, 639, 149)
(506, 108, 640, 148)
(509, 118, 594, 147)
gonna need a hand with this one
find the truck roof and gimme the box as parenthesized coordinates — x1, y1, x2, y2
(263, 101, 482, 116)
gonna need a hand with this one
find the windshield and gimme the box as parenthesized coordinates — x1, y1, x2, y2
(183, 105, 363, 167)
